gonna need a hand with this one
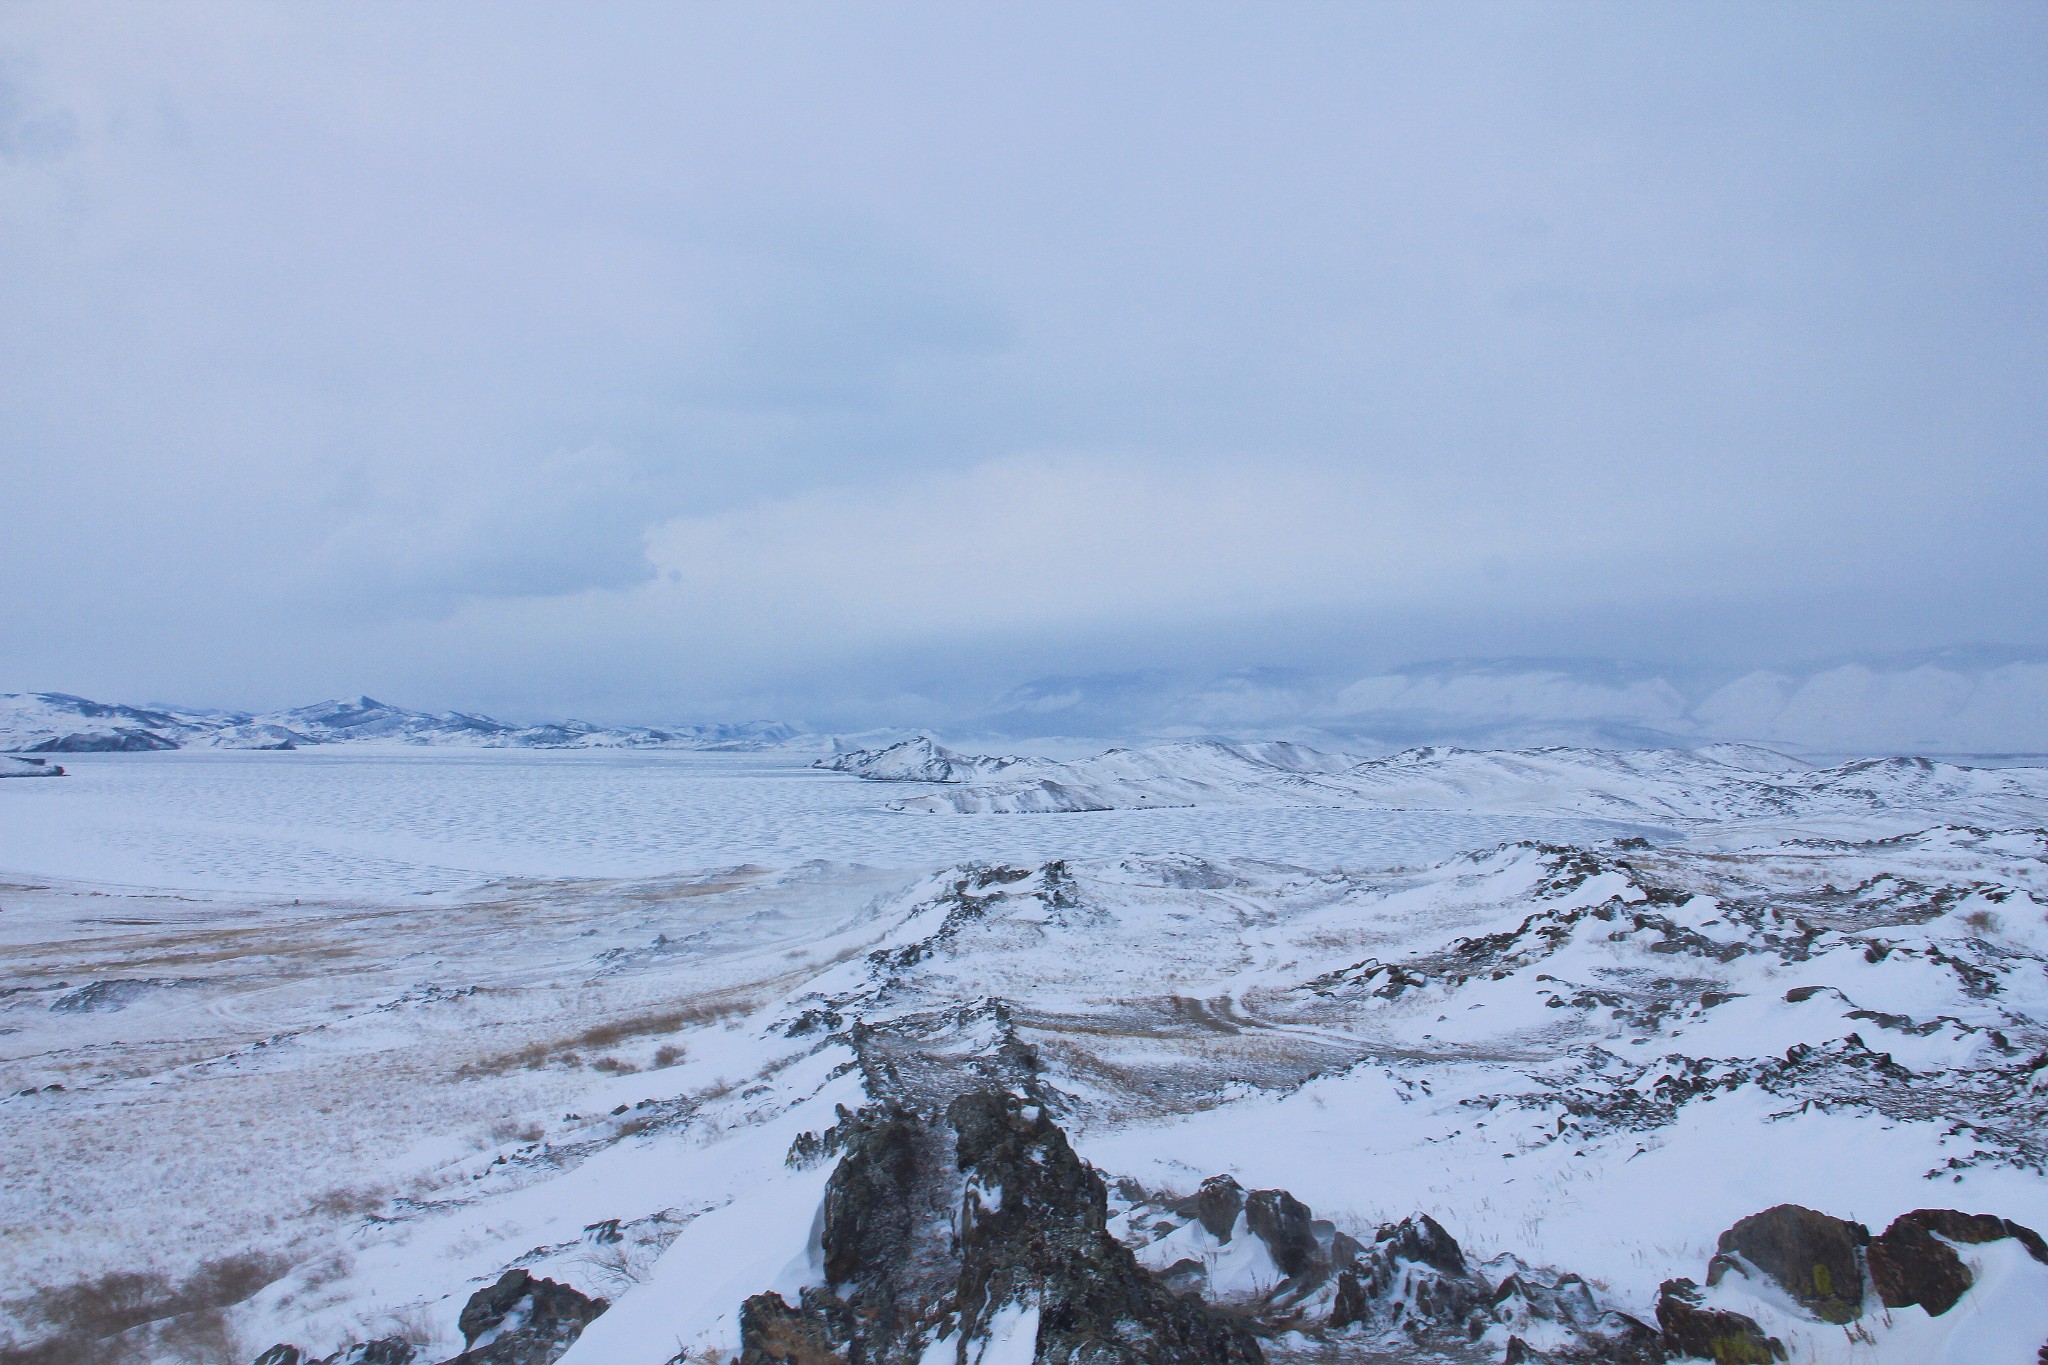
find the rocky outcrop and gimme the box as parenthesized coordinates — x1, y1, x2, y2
(1708, 1205, 1867, 1324)
(738, 1091, 1262, 1365)
(447, 1269, 607, 1364)
(1651, 1203, 2048, 1361)
(246, 1271, 603, 1365)
(1866, 1208, 2048, 1316)
(1122, 1174, 1656, 1361)
(1654, 1280, 1781, 1364)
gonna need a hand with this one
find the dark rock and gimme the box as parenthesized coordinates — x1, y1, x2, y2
(737, 1090, 1263, 1365)
(820, 1105, 924, 1288)
(1711, 1204, 1867, 1324)
(251, 1349, 303, 1365)
(1867, 1208, 2048, 1316)
(1656, 1279, 1783, 1364)
(1243, 1188, 1318, 1279)
(1328, 1269, 1369, 1330)
(739, 1291, 844, 1365)
(1178, 1174, 1245, 1242)
(948, 1090, 1263, 1365)
(1380, 1213, 1467, 1277)
(447, 1268, 607, 1365)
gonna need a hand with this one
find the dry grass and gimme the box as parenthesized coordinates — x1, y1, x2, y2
(0, 1253, 286, 1365)
(455, 999, 743, 1079)
(309, 1185, 389, 1219)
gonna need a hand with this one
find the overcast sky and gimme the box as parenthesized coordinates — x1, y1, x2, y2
(3, 3, 2043, 722)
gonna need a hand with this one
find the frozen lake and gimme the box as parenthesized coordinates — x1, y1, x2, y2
(0, 748, 1667, 896)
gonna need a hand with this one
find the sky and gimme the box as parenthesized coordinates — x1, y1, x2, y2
(2, 2, 2044, 724)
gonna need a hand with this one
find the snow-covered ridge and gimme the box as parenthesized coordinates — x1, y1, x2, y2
(814, 735, 1054, 783)
(844, 736, 2048, 826)
(0, 691, 801, 753)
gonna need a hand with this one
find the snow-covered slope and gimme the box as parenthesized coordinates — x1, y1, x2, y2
(0, 691, 801, 753)
(11, 821, 2045, 1364)
(0, 692, 201, 752)
(878, 738, 2048, 828)
(0, 755, 63, 777)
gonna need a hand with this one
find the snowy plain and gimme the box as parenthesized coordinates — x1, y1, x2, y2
(3, 745, 2046, 1365)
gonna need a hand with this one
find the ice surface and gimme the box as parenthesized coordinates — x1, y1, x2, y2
(0, 749, 1660, 896)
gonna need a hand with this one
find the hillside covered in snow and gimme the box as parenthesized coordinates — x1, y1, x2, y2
(845, 736, 2048, 830)
(6, 815, 2046, 1364)
(0, 692, 800, 754)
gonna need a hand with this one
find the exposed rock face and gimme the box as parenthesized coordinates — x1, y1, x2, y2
(1866, 1208, 2048, 1316)
(1654, 1280, 1783, 1364)
(448, 1268, 608, 1364)
(739, 1091, 1263, 1365)
(1709, 1204, 1866, 1324)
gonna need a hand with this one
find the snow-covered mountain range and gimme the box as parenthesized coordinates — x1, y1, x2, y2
(826, 735, 2048, 829)
(973, 649, 2048, 754)
(0, 692, 800, 754)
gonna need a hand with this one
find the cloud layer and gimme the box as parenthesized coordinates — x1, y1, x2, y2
(2, 4, 2044, 718)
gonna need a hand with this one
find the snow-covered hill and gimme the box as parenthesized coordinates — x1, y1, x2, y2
(0, 691, 801, 753)
(855, 737, 2048, 828)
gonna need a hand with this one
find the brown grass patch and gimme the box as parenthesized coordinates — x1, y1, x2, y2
(455, 997, 751, 1079)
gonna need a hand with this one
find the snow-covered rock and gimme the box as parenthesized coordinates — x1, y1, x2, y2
(0, 754, 63, 777)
